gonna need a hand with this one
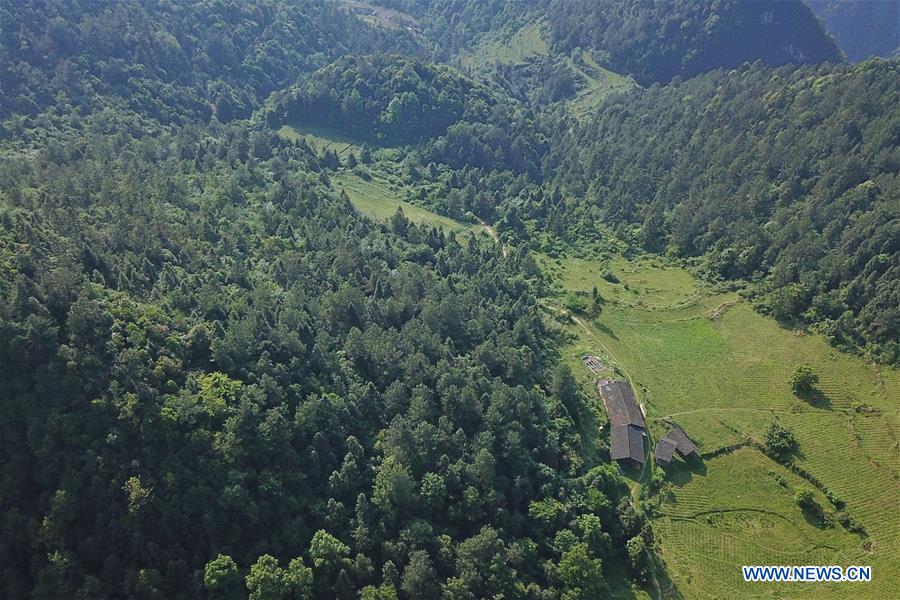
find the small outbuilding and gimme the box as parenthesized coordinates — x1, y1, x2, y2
(666, 426, 698, 458)
(654, 437, 677, 467)
(654, 425, 699, 467)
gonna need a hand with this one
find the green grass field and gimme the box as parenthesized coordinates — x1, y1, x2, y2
(541, 252, 899, 599)
(459, 21, 549, 68)
(332, 171, 489, 238)
(276, 124, 365, 156)
(275, 125, 492, 239)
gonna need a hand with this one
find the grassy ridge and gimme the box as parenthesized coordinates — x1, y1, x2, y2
(542, 253, 899, 599)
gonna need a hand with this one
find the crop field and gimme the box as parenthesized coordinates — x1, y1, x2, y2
(541, 252, 899, 599)
(332, 171, 488, 238)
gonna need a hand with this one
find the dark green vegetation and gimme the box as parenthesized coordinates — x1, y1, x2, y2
(0, 0, 418, 130)
(266, 54, 548, 175)
(264, 55, 493, 143)
(545, 0, 843, 85)
(789, 365, 820, 396)
(1, 0, 897, 598)
(0, 116, 644, 598)
(809, 0, 900, 62)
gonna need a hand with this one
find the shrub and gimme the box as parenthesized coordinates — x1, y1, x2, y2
(600, 270, 619, 284)
(789, 364, 819, 395)
(763, 420, 798, 461)
(795, 487, 833, 528)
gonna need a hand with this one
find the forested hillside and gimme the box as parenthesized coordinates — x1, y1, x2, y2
(266, 54, 549, 175)
(809, 0, 900, 61)
(544, 60, 899, 363)
(379, 0, 842, 85)
(264, 55, 494, 143)
(0, 0, 418, 126)
(545, 0, 843, 84)
(0, 118, 647, 597)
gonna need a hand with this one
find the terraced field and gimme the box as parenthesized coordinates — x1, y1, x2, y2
(656, 449, 863, 599)
(542, 253, 899, 599)
(459, 21, 549, 68)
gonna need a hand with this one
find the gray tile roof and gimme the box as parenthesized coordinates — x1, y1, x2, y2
(598, 379, 645, 428)
(611, 424, 645, 464)
(654, 437, 677, 465)
(663, 427, 698, 457)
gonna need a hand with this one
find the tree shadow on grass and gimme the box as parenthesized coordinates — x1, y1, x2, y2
(652, 554, 685, 600)
(597, 322, 619, 340)
(800, 505, 836, 530)
(663, 456, 706, 487)
(797, 388, 832, 410)
(685, 455, 707, 476)
(620, 463, 645, 484)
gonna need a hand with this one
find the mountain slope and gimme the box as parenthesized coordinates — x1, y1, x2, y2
(0, 0, 418, 125)
(808, 0, 900, 61)
(546, 0, 844, 84)
(545, 60, 899, 363)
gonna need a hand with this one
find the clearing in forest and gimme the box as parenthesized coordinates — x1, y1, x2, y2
(332, 171, 488, 238)
(541, 252, 899, 599)
(276, 124, 365, 156)
(458, 21, 634, 118)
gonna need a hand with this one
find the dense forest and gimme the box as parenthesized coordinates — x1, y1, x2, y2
(547, 0, 843, 84)
(1, 0, 898, 598)
(0, 120, 646, 598)
(264, 55, 495, 143)
(264, 54, 549, 175)
(0, 0, 418, 126)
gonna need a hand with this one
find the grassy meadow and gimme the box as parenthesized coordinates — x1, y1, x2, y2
(332, 171, 490, 239)
(540, 252, 899, 599)
(276, 124, 364, 156)
(458, 21, 634, 118)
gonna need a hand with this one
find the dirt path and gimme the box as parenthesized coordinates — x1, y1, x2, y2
(544, 303, 653, 483)
(479, 220, 507, 257)
(545, 302, 664, 599)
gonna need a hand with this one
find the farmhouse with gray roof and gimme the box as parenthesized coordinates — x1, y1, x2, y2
(599, 379, 646, 469)
(611, 424, 646, 469)
(598, 379, 645, 428)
